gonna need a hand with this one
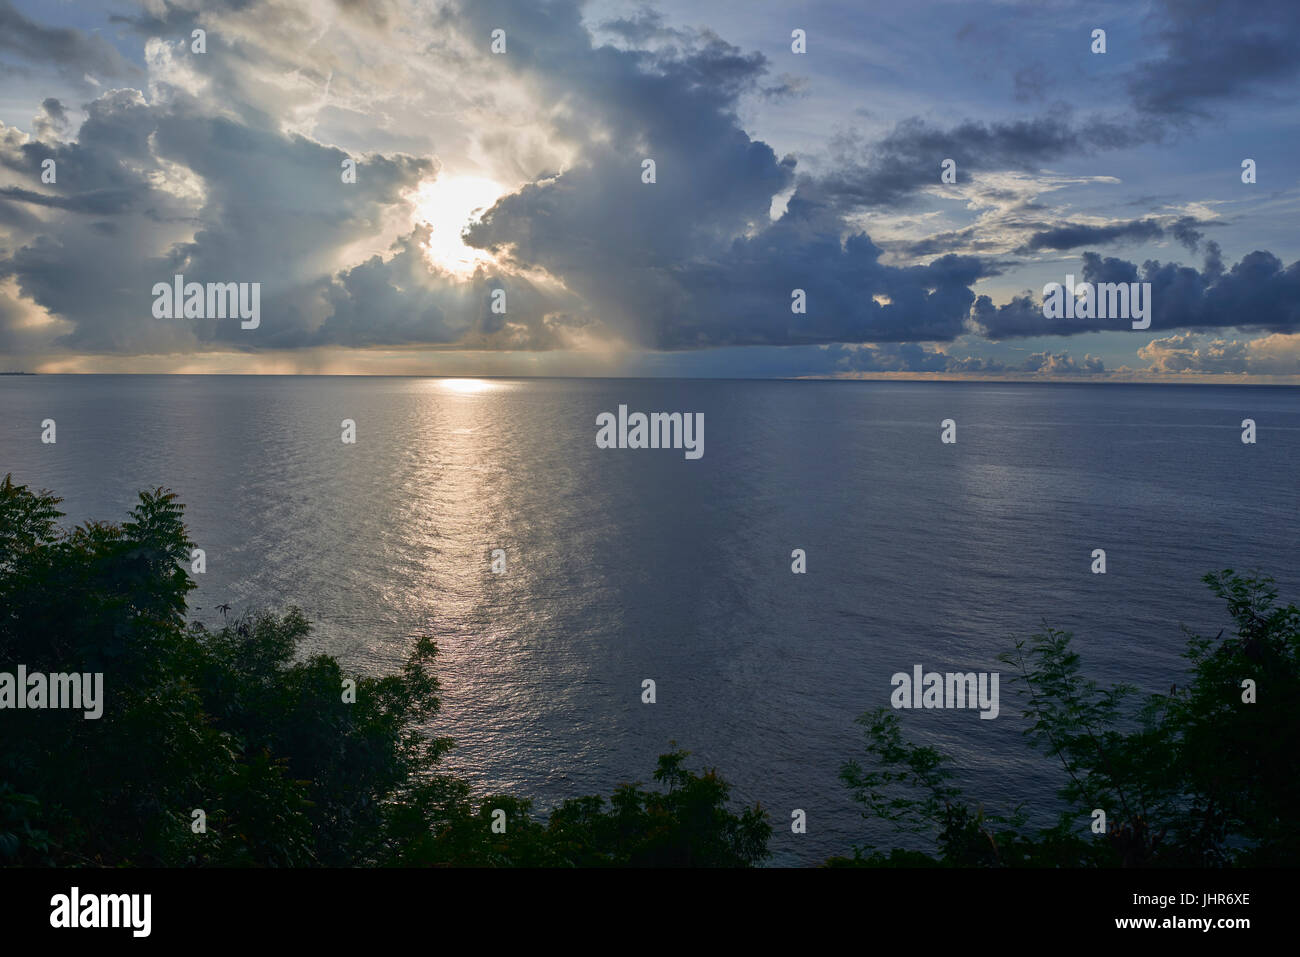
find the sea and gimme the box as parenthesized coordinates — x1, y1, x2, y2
(2, 375, 1297, 865)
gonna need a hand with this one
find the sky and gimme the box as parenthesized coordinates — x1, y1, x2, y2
(0, 0, 1297, 380)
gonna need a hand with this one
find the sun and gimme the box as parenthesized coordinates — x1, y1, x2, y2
(435, 377, 497, 394)
(411, 175, 506, 277)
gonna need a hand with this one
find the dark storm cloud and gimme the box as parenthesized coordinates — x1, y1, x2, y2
(816, 115, 1085, 211)
(469, 129, 997, 348)
(974, 247, 1300, 340)
(1169, 216, 1206, 251)
(969, 293, 1043, 341)
(819, 103, 1163, 215)
(1127, 0, 1300, 117)
(456, 0, 1015, 349)
(456, 1, 815, 346)
(637, 197, 996, 348)
(1016, 218, 1164, 253)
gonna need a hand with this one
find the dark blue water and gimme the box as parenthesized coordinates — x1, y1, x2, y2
(2, 376, 1297, 864)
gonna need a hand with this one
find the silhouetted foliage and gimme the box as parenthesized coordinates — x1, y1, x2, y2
(832, 570, 1300, 867)
(7, 475, 1286, 868)
(0, 476, 770, 867)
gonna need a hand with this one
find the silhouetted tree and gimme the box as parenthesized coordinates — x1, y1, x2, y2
(0, 475, 770, 867)
(833, 570, 1300, 867)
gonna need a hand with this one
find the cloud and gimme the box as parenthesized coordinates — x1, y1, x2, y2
(0, 0, 139, 86)
(1019, 350, 1105, 374)
(596, 8, 688, 46)
(761, 73, 810, 102)
(1139, 331, 1300, 374)
(458, 4, 1018, 349)
(974, 246, 1300, 339)
(1169, 215, 1206, 251)
(812, 113, 1117, 213)
(0, 0, 1295, 377)
(0, 82, 435, 354)
(1127, 0, 1300, 118)
(1016, 218, 1164, 253)
(823, 342, 1105, 376)
(1012, 63, 1052, 104)
(317, 224, 590, 350)
(0, 184, 139, 215)
(32, 98, 70, 141)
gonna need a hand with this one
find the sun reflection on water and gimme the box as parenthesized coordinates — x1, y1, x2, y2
(433, 378, 499, 395)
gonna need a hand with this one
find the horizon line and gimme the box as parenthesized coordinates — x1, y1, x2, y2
(3, 371, 1298, 387)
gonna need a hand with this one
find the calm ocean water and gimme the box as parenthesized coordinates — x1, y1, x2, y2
(2, 375, 1297, 865)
